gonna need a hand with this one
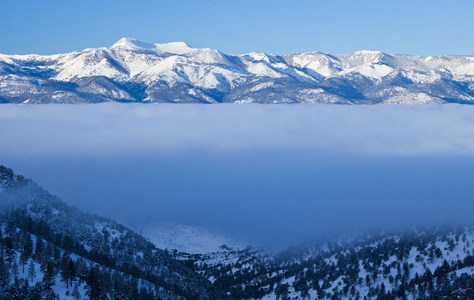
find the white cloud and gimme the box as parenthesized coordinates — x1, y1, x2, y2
(1, 103, 474, 156)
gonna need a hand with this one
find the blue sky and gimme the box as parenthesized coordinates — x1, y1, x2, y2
(1, 0, 473, 56)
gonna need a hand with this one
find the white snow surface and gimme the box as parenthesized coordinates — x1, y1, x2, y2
(129, 222, 249, 254)
(111, 37, 195, 54)
(2, 37, 474, 99)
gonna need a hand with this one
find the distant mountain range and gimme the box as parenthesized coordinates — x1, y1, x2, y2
(1, 38, 474, 104)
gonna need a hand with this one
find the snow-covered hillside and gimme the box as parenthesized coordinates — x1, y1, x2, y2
(185, 227, 474, 299)
(130, 222, 249, 255)
(4, 164, 474, 299)
(0, 165, 228, 299)
(1, 37, 474, 104)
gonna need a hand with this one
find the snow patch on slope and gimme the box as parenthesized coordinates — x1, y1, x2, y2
(354, 63, 394, 80)
(154, 42, 195, 54)
(130, 222, 249, 254)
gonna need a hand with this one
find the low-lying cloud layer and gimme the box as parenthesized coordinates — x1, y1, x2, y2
(2, 103, 474, 245)
(1, 103, 474, 156)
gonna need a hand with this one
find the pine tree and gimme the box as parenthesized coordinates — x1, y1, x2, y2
(72, 282, 82, 300)
(0, 227, 3, 259)
(19, 250, 29, 274)
(34, 237, 43, 260)
(43, 262, 56, 289)
(21, 234, 33, 273)
(61, 258, 76, 289)
(0, 256, 10, 286)
(85, 267, 101, 300)
(4, 236, 15, 268)
(28, 259, 36, 282)
(11, 260, 20, 281)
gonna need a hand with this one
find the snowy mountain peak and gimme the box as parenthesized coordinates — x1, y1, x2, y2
(154, 41, 195, 54)
(353, 50, 383, 55)
(110, 37, 156, 50)
(111, 37, 195, 54)
(347, 50, 385, 64)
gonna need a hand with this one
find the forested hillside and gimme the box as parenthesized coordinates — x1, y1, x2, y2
(183, 226, 474, 299)
(3, 164, 474, 299)
(0, 165, 229, 299)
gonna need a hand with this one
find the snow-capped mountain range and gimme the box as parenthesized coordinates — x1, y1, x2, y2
(2, 37, 474, 104)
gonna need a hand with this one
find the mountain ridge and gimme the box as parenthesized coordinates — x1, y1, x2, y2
(1, 38, 474, 104)
(0, 165, 230, 299)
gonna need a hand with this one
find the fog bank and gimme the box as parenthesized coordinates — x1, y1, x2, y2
(2, 103, 474, 245)
(1, 103, 474, 156)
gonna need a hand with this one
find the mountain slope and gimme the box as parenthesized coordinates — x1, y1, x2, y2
(180, 227, 474, 299)
(0, 165, 230, 299)
(130, 222, 249, 255)
(3, 164, 474, 299)
(1, 38, 474, 104)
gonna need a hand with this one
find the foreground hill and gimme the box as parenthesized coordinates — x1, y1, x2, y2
(1, 38, 474, 104)
(3, 164, 474, 299)
(0, 165, 229, 299)
(173, 226, 474, 299)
